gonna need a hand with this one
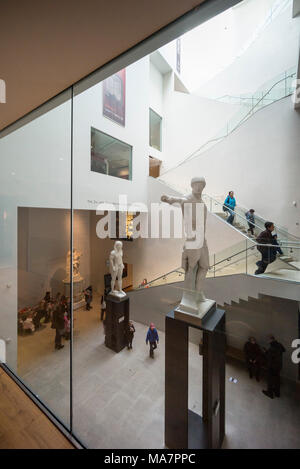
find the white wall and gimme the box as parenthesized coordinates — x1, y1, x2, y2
(73, 57, 149, 210)
(196, 5, 300, 98)
(162, 81, 240, 172)
(160, 97, 300, 237)
(149, 61, 164, 116)
(149, 50, 240, 174)
(179, 0, 278, 91)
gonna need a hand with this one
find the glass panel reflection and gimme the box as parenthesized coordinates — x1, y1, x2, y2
(91, 127, 132, 180)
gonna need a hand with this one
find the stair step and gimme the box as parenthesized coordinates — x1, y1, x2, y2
(289, 261, 300, 270)
(247, 296, 260, 302)
(279, 256, 293, 262)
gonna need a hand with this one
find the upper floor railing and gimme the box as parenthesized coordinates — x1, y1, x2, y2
(160, 65, 297, 176)
(137, 240, 300, 290)
(202, 193, 300, 244)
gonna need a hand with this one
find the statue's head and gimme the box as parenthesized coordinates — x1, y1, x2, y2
(191, 176, 206, 195)
(114, 240, 123, 252)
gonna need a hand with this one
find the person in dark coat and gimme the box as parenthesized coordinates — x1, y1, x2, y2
(146, 323, 159, 358)
(243, 337, 262, 381)
(52, 304, 65, 350)
(245, 209, 255, 235)
(272, 234, 283, 255)
(44, 291, 51, 304)
(262, 336, 286, 398)
(125, 320, 135, 349)
(255, 222, 277, 275)
(33, 300, 46, 329)
(84, 287, 92, 311)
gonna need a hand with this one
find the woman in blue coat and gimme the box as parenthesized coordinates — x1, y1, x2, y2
(223, 191, 236, 225)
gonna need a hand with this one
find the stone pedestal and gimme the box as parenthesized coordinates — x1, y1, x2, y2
(165, 308, 226, 449)
(63, 275, 85, 310)
(175, 290, 216, 327)
(105, 295, 129, 353)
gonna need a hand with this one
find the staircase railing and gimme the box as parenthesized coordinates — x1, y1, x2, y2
(202, 193, 300, 245)
(138, 241, 300, 290)
(160, 66, 297, 176)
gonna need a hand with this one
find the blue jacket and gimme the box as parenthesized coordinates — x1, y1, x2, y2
(224, 195, 236, 210)
(146, 328, 159, 344)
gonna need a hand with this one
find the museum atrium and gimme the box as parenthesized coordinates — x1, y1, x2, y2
(0, 0, 300, 449)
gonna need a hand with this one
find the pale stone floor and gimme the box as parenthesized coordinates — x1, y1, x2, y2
(18, 299, 300, 449)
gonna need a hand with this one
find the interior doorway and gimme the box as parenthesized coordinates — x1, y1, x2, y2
(149, 155, 162, 178)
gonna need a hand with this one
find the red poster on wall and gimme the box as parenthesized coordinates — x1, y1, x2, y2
(103, 69, 126, 126)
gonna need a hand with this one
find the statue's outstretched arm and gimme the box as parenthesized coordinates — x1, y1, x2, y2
(161, 195, 187, 205)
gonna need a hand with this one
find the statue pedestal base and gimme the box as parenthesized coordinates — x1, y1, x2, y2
(105, 295, 129, 353)
(165, 308, 226, 449)
(63, 275, 85, 310)
(109, 290, 127, 300)
(175, 290, 216, 327)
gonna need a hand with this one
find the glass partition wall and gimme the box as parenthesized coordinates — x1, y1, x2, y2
(0, 63, 300, 450)
(1, 0, 300, 449)
(0, 90, 73, 430)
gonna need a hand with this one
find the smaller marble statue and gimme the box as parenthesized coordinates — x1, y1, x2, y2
(64, 248, 84, 309)
(109, 240, 126, 298)
(66, 248, 82, 279)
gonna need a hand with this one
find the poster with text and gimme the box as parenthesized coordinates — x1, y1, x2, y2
(103, 69, 126, 126)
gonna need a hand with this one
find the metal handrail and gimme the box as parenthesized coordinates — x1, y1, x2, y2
(183, 71, 297, 166)
(203, 193, 300, 243)
(141, 241, 299, 288)
(160, 69, 297, 176)
(202, 194, 267, 235)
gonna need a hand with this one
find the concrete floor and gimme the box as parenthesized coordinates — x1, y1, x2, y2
(18, 298, 300, 449)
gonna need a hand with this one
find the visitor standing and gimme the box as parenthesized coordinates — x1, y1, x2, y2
(146, 323, 159, 358)
(262, 336, 286, 398)
(44, 291, 51, 304)
(125, 320, 135, 349)
(84, 287, 92, 311)
(52, 303, 65, 350)
(100, 295, 106, 321)
(243, 337, 262, 381)
(64, 311, 71, 340)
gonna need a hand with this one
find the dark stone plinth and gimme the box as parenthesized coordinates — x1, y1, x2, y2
(105, 295, 129, 353)
(165, 307, 226, 449)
